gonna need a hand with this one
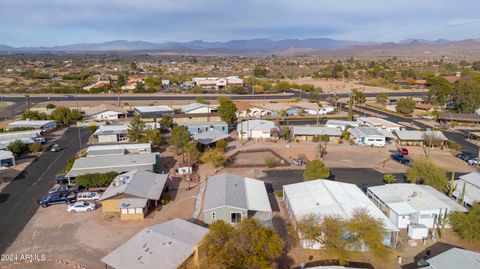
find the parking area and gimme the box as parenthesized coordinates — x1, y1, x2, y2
(3, 177, 198, 269)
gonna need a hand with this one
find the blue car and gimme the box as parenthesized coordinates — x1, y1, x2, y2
(391, 153, 410, 164)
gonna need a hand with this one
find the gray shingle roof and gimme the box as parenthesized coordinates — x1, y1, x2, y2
(203, 173, 271, 212)
(193, 130, 230, 145)
(101, 218, 208, 269)
(100, 169, 168, 201)
(292, 126, 342, 136)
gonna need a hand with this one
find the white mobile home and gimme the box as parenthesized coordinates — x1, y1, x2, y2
(367, 184, 467, 229)
(93, 125, 129, 143)
(453, 172, 480, 206)
(357, 117, 404, 132)
(325, 120, 359, 131)
(283, 180, 398, 249)
(237, 120, 276, 139)
(7, 120, 57, 132)
(0, 150, 15, 169)
(348, 127, 386, 147)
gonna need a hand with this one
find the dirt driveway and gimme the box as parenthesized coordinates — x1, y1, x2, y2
(2, 179, 198, 269)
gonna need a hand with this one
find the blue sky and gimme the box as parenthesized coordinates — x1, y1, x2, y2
(1, 0, 480, 47)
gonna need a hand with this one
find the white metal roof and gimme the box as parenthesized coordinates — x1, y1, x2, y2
(458, 172, 480, 187)
(87, 143, 151, 153)
(101, 218, 208, 269)
(193, 130, 230, 145)
(283, 180, 398, 231)
(348, 127, 385, 138)
(66, 153, 158, 178)
(180, 102, 217, 112)
(0, 150, 14, 160)
(8, 120, 55, 128)
(292, 126, 342, 136)
(178, 121, 227, 127)
(387, 201, 417, 215)
(426, 248, 480, 269)
(237, 120, 275, 131)
(93, 124, 129, 136)
(357, 117, 403, 128)
(368, 184, 467, 213)
(134, 105, 174, 113)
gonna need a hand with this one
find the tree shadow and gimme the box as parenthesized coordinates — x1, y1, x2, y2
(265, 183, 280, 212)
(401, 242, 461, 269)
(272, 215, 295, 269)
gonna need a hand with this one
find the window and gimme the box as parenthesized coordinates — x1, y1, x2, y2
(222, 126, 225, 131)
(127, 208, 135, 214)
(212, 212, 216, 219)
(231, 212, 242, 223)
(121, 208, 128, 214)
(135, 208, 143, 214)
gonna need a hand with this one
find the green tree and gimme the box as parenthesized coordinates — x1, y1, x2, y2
(160, 115, 174, 129)
(427, 76, 452, 105)
(144, 127, 162, 146)
(375, 93, 388, 104)
(7, 139, 29, 156)
(168, 125, 190, 155)
(29, 142, 43, 153)
(217, 97, 237, 124)
(453, 72, 480, 113)
(21, 110, 48, 120)
(353, 89, 365, 104)
(215, 139, 228, 151)
(450, 203, 480, 242)
(200, 218, 283, 269)
(253, 66, 269, 77)
(46, 103, 56, 110)
(303, 160, 330, 180)
(396, 97, 416, 114)
(200, 149, 227, 167)
(383, 174, 396, 184)
(127, 114, 146, 142)
(117, 73, 127, 88)
(406, 157, 449, 192)
(50, 106, 81, 125)
(184, 141, 200, 166)
(348, 209, 394, 264)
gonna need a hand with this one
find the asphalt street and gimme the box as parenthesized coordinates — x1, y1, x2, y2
(0, 127, 91, 254)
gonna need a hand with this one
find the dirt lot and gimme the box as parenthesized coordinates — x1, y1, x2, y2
(282, 78, 427, 94)
(2, 178, 198, 269)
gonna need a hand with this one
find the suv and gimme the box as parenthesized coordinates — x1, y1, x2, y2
(38, 193, 75, 207)
(33, 137, 46, 144)
(456, 151, 476, 161)
(48, 184, 78, 195)
(391, 153, 410, 164)
(76, 192, 101, 202)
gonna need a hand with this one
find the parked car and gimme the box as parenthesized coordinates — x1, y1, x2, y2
(56, 175, 68, 185)
(456, 151, 476, 161)
(38, 193, 75, 207)
(468, 158, 480, 165)
(391, 153, 410, 164)
(67, 201, 96, 213)
(76, 192, 101, 202)
(48, 184, 78, 194)
(398, 147, 409, 155)
(64, 94, 73, 99)
(51, 144, 60, 152)
(33, 137, 46, 144)
(292, 159, 303, 166)
(421, 115, 435, 120)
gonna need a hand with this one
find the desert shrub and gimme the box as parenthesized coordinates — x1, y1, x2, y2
(265, 157, 277, 168)
(29, 142, 43, 153)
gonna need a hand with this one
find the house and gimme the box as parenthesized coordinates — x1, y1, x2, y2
(234, 102, 271, 118)
(414, 79, 428, 88)
(178, 121, 228, 135)
(291, 126, 342, 141)
(203, 173, 272, 226)
(325, 120, 359, 131)
(237, 120, 276, 139)
(453, 172, 480, 206)
(442, 75, 461, 85)
(93, 125, 129, 143)
(294, 102, 335, 115)
(180, 102, 217, 114)
(99, 169, 167, 220)
(348, 127, 386, 147)
(86, 143, 151, 157)
(85, 104, 128, 121)
(438, 112, 480, 125)
(193, 130, 230, 146)
(357, 117, 404, 132)
(394, 130, 448, 146)
(283, 180, 398, 249)
(7, 120, 57, 132)
(66, 153, 159, 178)
(421, 247, 480, 269)
(134, 106, 174, 119)
(0, 130, 43, 146)
(172, 113, 222, 124)
(193, 76, 243, 90)
(121, 77, 144, 91)
(83, 80, 110, 91)
(0, 150, 15, 169)
(101, 218, 208, 269)
(415, 103, 434, 112)
(367, 184, 467, 229)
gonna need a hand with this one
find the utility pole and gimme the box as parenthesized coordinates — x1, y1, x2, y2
(348, 92, 354, 121)
(25, 94, 30, 110)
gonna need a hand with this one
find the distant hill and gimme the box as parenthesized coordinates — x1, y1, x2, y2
(1, 38, 479, 57)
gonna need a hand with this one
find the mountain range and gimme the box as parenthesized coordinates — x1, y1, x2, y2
(1, 38, 480, 56)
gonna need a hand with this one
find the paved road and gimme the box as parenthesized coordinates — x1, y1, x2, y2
(0, 127, 90, 254)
